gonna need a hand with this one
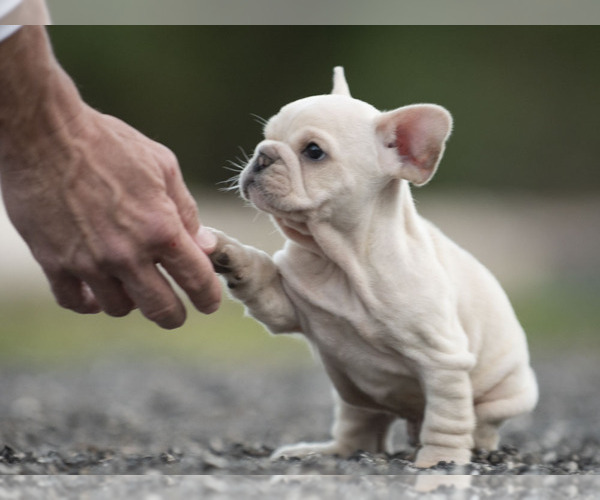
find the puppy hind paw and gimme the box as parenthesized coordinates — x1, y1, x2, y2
(406, 419, 422, 448)
(473, 422, 500, 451)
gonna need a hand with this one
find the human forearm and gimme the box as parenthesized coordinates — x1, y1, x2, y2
(0, 0, 50, 25)
(0, 26, 83, 169)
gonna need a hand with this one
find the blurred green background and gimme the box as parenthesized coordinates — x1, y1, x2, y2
(0, 26, 599, 367)
(47, 26, 600, 193)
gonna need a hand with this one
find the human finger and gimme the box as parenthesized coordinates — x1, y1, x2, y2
(160, 231, 222, 315)
(45, 270, 101, 314)
(195, 225, 218, 253)
(82, 275, 136, 318)
(119, 264, 188, 329)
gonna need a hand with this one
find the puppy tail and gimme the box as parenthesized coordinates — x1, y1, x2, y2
(332, 66, 351, 97)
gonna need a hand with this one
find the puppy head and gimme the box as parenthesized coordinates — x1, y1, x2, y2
(239, 67, 452, 235)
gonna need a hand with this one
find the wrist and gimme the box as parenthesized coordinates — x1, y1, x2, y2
(0, 26, 85, 168)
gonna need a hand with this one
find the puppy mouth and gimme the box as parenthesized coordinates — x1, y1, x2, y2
(240, 176, 255, 200)
(246, 185, 279, 217)
(240, 174, 272, 213)
(240, 174, 295, 219)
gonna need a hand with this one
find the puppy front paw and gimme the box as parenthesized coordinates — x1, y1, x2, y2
(211, 250, 244, 289)
(207, 229, 251, 290)
(414, 445, 471, 468)
(271, 440, 353, 460)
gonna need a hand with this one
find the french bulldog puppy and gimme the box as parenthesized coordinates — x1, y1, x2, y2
(208, 67, 538, 468)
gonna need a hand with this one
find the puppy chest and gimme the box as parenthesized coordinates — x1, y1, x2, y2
(295, 303, 425, 417)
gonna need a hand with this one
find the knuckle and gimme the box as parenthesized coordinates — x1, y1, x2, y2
(35, 251, 72, 279)
(96, 250, 135, 274)
(71, 242, 136, 276)
(146, 219, 182, 250)
(52, 247, 103, 279)
(156, 144, 179, 168)
(67, 255, 97, 279)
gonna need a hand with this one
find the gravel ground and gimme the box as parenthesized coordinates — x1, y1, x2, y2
(0, 350, 599, 497)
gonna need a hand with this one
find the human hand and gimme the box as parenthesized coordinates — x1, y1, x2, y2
(1, 104, 222, 328)
(0, 27, 221, 329)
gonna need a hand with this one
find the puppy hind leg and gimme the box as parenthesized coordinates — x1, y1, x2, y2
(473, 366, 538, 451)
(272, 397, 395, 459)
(406, 419, 423, 447)
(473, 420, 501, 451)
(330, 399, 396, 454)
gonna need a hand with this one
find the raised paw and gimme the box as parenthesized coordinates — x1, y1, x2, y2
(211, 251, 233, 274)
(206, 228, 250, 290)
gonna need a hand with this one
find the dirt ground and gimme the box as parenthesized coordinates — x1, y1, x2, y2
(0, 348, 598, 497)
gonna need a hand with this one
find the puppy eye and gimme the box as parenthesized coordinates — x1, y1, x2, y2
(303, 142, 326, 161)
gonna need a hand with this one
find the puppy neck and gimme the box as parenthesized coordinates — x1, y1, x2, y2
(279, 179, 422, 264)
(275, 179, 424, 310)
(273, 216, 321, 255)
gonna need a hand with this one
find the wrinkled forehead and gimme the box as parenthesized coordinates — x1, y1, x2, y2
(264, 95, 379, 141)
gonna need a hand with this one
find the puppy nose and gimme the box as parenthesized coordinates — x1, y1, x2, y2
(252, 152, 275, 173)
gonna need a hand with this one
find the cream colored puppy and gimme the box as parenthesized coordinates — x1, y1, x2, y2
(209, 67, 538, 468)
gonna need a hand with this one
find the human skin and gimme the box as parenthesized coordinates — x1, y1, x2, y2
(0, 26, 222, 329)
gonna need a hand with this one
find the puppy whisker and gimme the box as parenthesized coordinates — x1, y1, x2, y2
(217, 178, 241, 193)
(251, 114, 269, 128)
(237, 146, 252, 163)
(217, 184, 241, 194)
(217, 165, 242, 193)
(225, 158, 247, 173)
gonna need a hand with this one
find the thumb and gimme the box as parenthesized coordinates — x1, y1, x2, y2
(195, 225, 218, 253)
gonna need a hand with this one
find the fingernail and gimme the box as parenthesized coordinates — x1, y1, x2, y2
(196, 226, 217, 252)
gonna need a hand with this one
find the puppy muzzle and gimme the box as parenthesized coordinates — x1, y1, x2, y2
(241, 146, 282, 199)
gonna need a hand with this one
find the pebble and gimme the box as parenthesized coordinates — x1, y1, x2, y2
(201, 451, 228, 470)
(561, 461, 579, 473)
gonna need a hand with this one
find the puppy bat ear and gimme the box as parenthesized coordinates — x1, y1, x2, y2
(331, 66, 351, 97)
(375, 104, 452, 186)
